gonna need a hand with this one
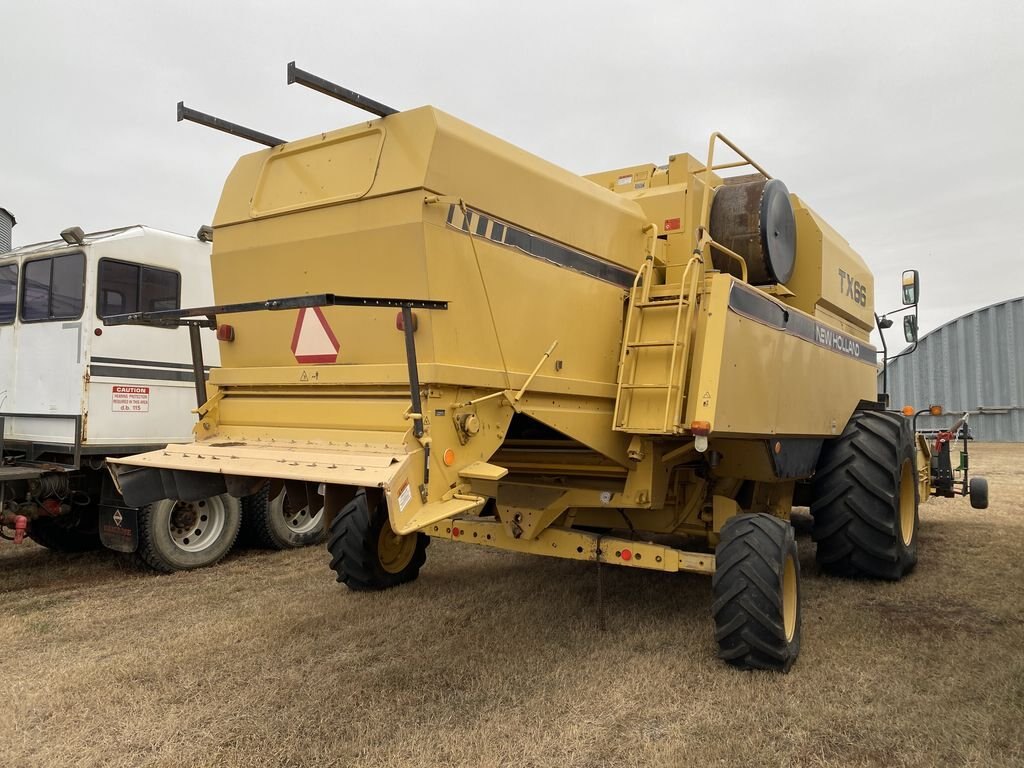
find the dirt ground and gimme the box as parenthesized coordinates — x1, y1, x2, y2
(1, 444, 1021, 768)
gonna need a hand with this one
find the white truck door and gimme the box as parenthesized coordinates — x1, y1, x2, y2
(87, 256, 204, 446)
(0, 261, 18, 423)
(10, 251, 88, 445)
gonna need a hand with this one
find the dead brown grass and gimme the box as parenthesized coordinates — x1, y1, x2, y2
(1, 444, 1022, 768)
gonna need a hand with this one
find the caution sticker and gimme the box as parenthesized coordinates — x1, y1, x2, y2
(112, 385, 150, 412)
(397, 482, 412, 512)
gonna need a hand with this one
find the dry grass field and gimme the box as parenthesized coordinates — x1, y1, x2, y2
(1, 444, 1021, 767)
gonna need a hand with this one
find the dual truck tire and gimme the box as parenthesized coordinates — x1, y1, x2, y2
(712, 410, 920, 672)
(135, 484, 325, 573)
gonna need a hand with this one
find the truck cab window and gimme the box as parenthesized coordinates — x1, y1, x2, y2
(0, 263, 16, 324)
(98, 259, 180, 318)
(21, 252, 85, 321)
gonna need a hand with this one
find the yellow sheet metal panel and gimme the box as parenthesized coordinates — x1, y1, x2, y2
(783, 196, 874, 337)
(427, 109, 648, 269)
(251, 127, 385, 216)
(583, 163, 659, 193)
(692, 276, 876, 436)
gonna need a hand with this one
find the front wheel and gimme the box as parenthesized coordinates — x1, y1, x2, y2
(811, 410, 919, 580)
(711, 513, 801, 672)
(137, 495, 241, 573)
(327, 488, 428, 591)
(969, 477, 989, 510)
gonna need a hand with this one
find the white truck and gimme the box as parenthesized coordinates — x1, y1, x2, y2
(0, 225, 323, 571)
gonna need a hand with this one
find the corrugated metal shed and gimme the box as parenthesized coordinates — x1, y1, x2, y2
(882, 296, 1024, 441)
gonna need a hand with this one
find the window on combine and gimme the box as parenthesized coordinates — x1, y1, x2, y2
(0, 263, 17, 324)
(21, 252, 86, 322)
(97, 259, 180, 318)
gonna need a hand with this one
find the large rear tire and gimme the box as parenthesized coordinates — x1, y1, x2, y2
(137, 495, 241, 573)
(811, 410, 919, 579)
(242, 483, 325, 550)
(711, 513, 801, 672)
(327, 488, 428, 591)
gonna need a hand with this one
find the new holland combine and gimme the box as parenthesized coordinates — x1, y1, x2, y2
(107, 63, 987, 670)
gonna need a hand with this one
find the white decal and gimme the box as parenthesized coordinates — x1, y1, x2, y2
(112, 385, 150, 412)
(814, 325, 862, 359)
(397, 482, 412, 512)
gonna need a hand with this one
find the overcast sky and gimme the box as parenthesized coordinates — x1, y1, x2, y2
(2, 0, 1021, 338)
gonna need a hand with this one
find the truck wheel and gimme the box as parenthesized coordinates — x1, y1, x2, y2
(327, 488, 428, 591)
(969, 477, 989, 510)
(29, 512, 101, 552)
(811, 410, 918, 580)
(243, 483, 325, 550)
(711, 513, 801, 672)
(137, 495, 241, 573)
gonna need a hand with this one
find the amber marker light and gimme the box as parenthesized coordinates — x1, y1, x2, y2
(691, 420, 711, 453)
(929, 405, 944, 416)
(902, 405, 915, 417)
(443, 448, 456, 466)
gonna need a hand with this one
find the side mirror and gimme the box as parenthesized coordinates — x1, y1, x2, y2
(901, 269, 919, 305)
(903, 315, 918, 343)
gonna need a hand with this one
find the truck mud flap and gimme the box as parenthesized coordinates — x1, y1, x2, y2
(98, 504, 139, 553)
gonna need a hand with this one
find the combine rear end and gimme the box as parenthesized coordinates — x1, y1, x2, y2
(109, 64, 986, 670)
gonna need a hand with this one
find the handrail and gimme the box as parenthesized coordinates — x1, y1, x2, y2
(695, 132, 774, 285)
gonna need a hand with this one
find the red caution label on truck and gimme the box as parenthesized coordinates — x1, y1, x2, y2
(112, 385, 150, 412)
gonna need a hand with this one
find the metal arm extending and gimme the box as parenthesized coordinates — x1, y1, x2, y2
(176, 102, 286, 147)
(105, 294, 448, 434)
(287, 62, 398, 117)
(103, 292, 448, 329)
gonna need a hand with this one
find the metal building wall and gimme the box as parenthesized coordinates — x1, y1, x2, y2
(0, 208, 14, 253)
(882, 296, 1024, 441)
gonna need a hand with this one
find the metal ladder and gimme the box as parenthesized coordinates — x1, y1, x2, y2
(613, 255, 703, 433)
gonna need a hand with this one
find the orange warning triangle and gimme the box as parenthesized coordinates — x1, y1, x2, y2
(290, 307, 340, 364)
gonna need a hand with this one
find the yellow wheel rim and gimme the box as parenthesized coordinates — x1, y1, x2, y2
(377, 521, 417, 574)
(899, 459, 916, 547)
(782, 554, 798, 643)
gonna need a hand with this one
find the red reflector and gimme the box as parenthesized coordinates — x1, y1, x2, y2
(664, 217, 681, 231)
(452, 526, 460, 537)
(216, 324, 235, 342)
(396, 311, 418, 332)
(94, 328, 103, 337)
(621, 548, 632, 561)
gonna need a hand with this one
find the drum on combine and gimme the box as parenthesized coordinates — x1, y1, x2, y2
(107, 63, 986, 669)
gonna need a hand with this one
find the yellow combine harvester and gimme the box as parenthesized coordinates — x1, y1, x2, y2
(107, 63, 986, 671)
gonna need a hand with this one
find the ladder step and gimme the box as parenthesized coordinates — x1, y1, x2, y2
(634, 299, 685, 308)
(620, 383, 677, 389)
(627, 340, 677, 348)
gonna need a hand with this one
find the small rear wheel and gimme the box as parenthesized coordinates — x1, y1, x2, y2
(242, 482, 325, 549)
(969, 477, 989, 510)
(327, 488, 428, 590)
(711, 513, 801, 672)
(137, 494, 241, 573)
